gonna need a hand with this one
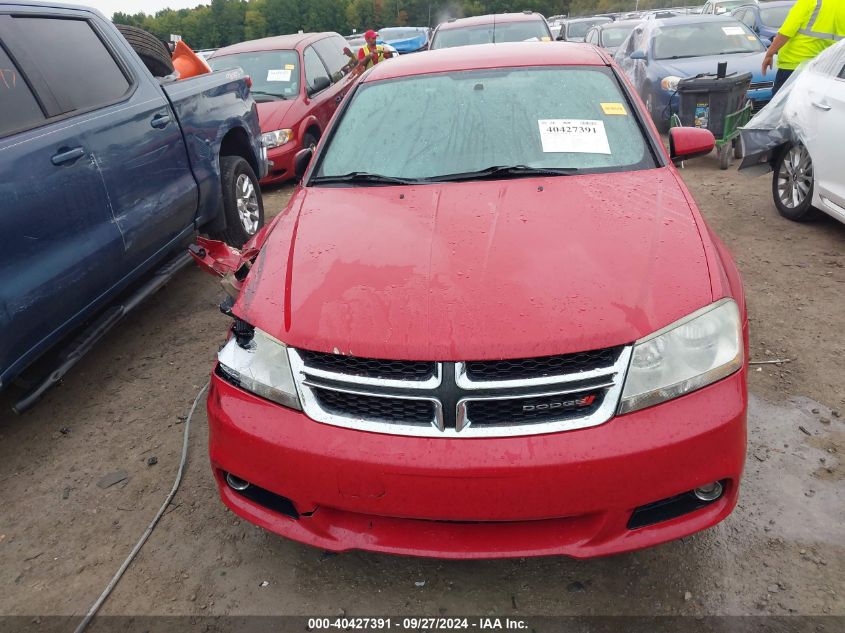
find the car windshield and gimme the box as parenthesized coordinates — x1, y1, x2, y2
(313, 66, 654, 183)
(761, 4, 793, 27)
(432, 21, 550, 49)
(653, 21, 764, 59)
(714, 0, 747, 13)
(602, 24, 637, 47)
(569, 19, 610, 38)
(208, 50, 300, 101)
(380, 28, 425, 41)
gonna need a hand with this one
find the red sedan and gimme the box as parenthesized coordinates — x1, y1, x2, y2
(195, 42, 748, 559)
(208, 32, 357, 185)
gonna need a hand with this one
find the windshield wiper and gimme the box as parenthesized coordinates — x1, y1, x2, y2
(250, 91, 286, 101)
(310, 171, 421, 186)
(431, 165, 579, 182)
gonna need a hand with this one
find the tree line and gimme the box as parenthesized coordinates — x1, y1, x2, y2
(112, 0, 693, 50)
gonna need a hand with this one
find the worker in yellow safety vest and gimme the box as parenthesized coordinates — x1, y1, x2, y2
(357, 30, 393, 70)
(762, 0, 845, 95)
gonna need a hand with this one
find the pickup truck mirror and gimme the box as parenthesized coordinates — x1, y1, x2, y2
(308, 76, 331, 96)
(669, 126, 715, 163)
(294, 147, 313, 181)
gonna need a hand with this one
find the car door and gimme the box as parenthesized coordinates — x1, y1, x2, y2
(802, 62, 845, 218)
(0, 17, 124, 381)
(8, 16, 197, 272)
(312, 35, 356, 118)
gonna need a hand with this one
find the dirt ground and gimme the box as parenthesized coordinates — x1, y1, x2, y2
(0, 154, 843, 624)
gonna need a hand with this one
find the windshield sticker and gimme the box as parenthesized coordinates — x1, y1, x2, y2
(600, 102, 627, 116)
(285, 64, 295, 69)
(538, 119, 611, 154)
(722, 26, 745, 36)
(746, 35, 757, 40)
(267, 69, 292, 82)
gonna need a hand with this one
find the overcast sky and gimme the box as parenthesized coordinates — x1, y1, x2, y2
(84, 0, 207, 18)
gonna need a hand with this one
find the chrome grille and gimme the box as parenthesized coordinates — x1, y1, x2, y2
(749, 81, 774, 90)
(289, 346, 631, 438)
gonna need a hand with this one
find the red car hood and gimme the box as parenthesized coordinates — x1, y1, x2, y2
(256, 100, 295, 131)
(234, 168, 713, 360)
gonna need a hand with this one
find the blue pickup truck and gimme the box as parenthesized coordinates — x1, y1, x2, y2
(0, 2, 267, 408)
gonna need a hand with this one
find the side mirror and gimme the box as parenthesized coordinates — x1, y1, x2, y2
(669, 127, 715, 162)
(629, 49, 646, 60)
(760, 36, 772, 47)
(308, 75, 331, 96)
(294, 147, 313, 181)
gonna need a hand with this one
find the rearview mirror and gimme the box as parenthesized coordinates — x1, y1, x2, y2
(629, 50, 646, 60)
(294, 147, 313, 181)
(308, 75, 331, 96)
(669, 127, 716, 162)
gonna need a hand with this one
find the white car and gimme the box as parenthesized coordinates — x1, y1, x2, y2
(741, 39, 845, 224)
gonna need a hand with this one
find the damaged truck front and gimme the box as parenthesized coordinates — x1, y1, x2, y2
(0, 1, 266, 408)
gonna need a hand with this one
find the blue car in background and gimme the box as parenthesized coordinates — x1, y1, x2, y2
(731, 1, 796, 43)
(615, 15, 775, 130)
(378, 27, 430, 53)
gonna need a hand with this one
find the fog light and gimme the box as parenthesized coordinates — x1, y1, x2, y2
(225, 472, 250, 491)
(693, 481, 723, 502)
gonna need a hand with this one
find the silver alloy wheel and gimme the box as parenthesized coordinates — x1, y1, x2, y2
(777, 144, 813, 209)
(235, 173, 259, 234)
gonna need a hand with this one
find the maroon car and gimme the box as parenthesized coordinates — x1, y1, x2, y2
(209, 33, 357, 185)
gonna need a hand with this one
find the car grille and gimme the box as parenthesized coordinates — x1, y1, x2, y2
(464, 347, 623, 381)
(298, 349, 435, 381)
(749, 81, 774, 90)
(751, 98, 770, 111)
(288, 345, 631, 438)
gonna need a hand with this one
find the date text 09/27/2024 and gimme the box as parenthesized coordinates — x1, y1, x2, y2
(307, 617, 529, 630)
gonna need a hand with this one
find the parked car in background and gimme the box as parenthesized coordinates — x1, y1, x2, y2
(557, 16, 613, 42)
(195, 48, 217, 60)
(208, 33, 356, 185)
(0, 2, 265, 408)
(701, 0, 753, 14)
(584, 19, 641, 55)
(377, 27, 430, 53)
(731, 1, 795, 42)
(550, 23, 562, 40)
(740, 39, 845, 224)
(430, 12, 552, 49)
(615, 15, 775, 129)
(196, 42, 748, 560)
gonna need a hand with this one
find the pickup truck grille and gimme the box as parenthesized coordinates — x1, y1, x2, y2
(288, 345, 631, 438)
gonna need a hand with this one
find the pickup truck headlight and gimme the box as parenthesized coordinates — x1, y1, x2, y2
(619, 299, 743, 414)
(261, 129, 293, 149)
(217, 326, 301, 410)
(660, 75, 682, 91)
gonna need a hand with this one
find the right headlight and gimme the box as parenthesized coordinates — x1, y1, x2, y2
(619, 299, 743, 414)
(217, 325, 301, 410)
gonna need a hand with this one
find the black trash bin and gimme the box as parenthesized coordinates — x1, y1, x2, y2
(676, 71, 752, 138)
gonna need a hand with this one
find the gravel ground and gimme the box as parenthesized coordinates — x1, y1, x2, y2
(0, 155, 843, 623)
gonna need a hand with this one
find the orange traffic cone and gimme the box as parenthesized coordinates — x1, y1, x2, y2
(172, 40, 211, 80)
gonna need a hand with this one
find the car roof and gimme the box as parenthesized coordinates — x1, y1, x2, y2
(650, 14, 743, 26)
(594, 19, 642, 29)
(437, 12, 545, 31)
(210, 32, 336, 57)
(362, 42, 608, 82)
(568, 16, 613, 23)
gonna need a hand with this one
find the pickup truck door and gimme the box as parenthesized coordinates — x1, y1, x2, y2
(5, 13, 197, 274)
(0, 19, 124, 381)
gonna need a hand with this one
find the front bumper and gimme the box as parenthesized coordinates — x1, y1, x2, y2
(207, 369, 747, 559)
(260, 141, 298, 185)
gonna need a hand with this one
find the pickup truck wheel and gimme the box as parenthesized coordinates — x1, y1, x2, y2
(216, 156, 264, 247)
(115, 24, 174, 77)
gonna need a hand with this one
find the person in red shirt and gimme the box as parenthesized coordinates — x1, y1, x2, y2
(357, 30, 393, 70)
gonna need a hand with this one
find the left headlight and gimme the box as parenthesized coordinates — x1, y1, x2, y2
(619, 299, 743, 415)
(660, 75, 682, 91)
(261, 129, 293, 149)
(217, 326, 301, 410)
